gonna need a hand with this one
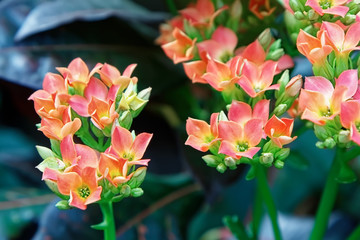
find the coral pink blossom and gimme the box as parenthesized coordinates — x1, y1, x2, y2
(321, 21, 360, 56)
(161, 28, 197, 64)
(296, 29, 333, 65)
(197, 26, 238, 62)
(185, 113, 219, 152)
(299, 70, 358, 125)
(103, 126, 152, 167)
(57, 167, 102, 210)
(98, 63, 138, 89)
(183, 60, 208, 84)
(99, 153, 132, 186)
(228, 100, 269, 127)
(237, 60, 279, 98)
(249, 0, 276, 19)
(264, 115, 296, 148)
(155, 16, 184, 45)
(305, 0, 349, 17)
(218, 119, 263, 159)
(340, 100, 360, 145)
(56, 57, 102, 94)
(179, 0, 228, 28)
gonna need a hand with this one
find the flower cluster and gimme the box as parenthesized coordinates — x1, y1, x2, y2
(30, 58, 152, 210)
(158, 0, 301, 173)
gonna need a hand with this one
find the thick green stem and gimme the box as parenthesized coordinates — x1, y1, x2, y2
(251, 182, 263, 240)
(309, 148, 343, 240)
(99, 201, 116, 240)
(256, 165, 282, 240)
(348, 224, 360, 240)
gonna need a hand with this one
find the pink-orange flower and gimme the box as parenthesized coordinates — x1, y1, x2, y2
(185, 113, 219, 152)
(56, 58, 102, 94)
(197, 26, 238, 62)
(296, 29, 333, 65)
(103, 126, 152, 167)
(57, 167, 102, 210)
(249, 0, 276, 19)
(340, 100, 360, 145)
(183, 60, 208, 84)
(202, 57, 242, 91)
(264, 115, 296, 148)
(321, 21, 360, 56)
(299, 70, 358, 125)
(99, 153, 132, 186)
(161, 28, 197, 64)
(155, 16, 185, 45)
(98, 63, 138, 90)
(179, 0, 228, 28)
(218, 119, 263, 159)
(305, 0, 350, 17)
(228, 99, 269, 127)
(39, 107, 81, 141)
(237, 60, 279, 98)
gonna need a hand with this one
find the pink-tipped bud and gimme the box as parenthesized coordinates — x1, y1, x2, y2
(285, 75, 302, 97)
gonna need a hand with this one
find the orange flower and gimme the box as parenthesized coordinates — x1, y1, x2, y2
(264, 115, 296, 148)
(249, 0, 276, 19)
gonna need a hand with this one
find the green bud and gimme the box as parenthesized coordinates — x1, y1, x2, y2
(260, 153, 274, 166)
(119, 110, 133, 130)
(294, 11, 305, 20)
(289, 0, 303, 12)
(55, 200, 71, 210)
(307, 9, 318, 21)
(131, 188, 144, 197)
(127, 167, 147, 189)
(230, 0, 242, 20)
(338, 130, 351, 144)
(314, 125, 330, 141)
(224, 156, 237, 168)
(202, 154, 222, 167)
(90, 121, 104, 138)
(324, 137, 336, 149)
(344, 14, 356, 25)
(348, 2, 360, 14)
(274, 160, 285, 169)
(216, 163, 227, 173)
(316, 141, 325, 149)
(36, 157, 65, 173)
(267, 49, 285, 61)
(258, 28, 272, 50)
(218, 111, 228, 121)
(120, 184, 131, 197)
(269, 39, 282, 52)
(273, 104, 288, 116)
(274, 148, 290, 161)
(137, 87, 152, 101)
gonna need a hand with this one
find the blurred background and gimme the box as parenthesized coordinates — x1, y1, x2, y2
(1, 0, 360, 239)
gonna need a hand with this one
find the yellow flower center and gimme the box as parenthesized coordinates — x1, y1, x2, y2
(237, 142, 249, 152)
(78, 186, 90, 199)
(320, 107, 332, 117)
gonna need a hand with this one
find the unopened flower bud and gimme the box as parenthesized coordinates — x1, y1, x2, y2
(131, 188, 144, 197)
(274, 104, 288, 116)
(344, 14, 356, 25)
(274, 160, 284, 169)
(224, 156, 237, 168)
(316, 141, 325, 149)
(202, 155, 222, 167)
(138, 87, 152, 101)
(274, 148, 290, 161)
(289, 0, 303, 12)
(338, 130, 351, 143)
(324, 137, 336, 149)
(36, 146, 55, 160)
(219, 111, 228, 121)
(307, 9, 319, 21)
(294, 11, 305, 20)
(119, 110, 133, 130)
(127, 167, 147, 189)
(55, 200, 71, 210)
(258, 28, 272, 50)
(267, 49, 284, 61)
(230, 0, 242, 19)
(120, 184, 131, 197)
(260, 153, 274, 166)
(216, 163, 227, 173)
(285, 75, 302, 97)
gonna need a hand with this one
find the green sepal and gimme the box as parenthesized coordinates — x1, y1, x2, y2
(127, 167, 147, 189)
(336, 161, 357, 184)
(55, 200, 72, 210)
(36, 145, 55, 160)
(36, 157, 65, 172)
(50, 139, 61, 157)
(119, 110, 133, 130)
(91, 221, 108, 230)
(131, 188, 144, 197)
(90, 121, 104, 138)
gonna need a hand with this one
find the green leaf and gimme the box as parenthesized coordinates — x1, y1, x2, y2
(336, 161, 357, 184)
(245, 165, 256, 181)
(223, 215, 250, 240)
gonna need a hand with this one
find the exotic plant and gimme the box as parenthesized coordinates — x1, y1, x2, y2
(158, 0, 360, 239)
(29, 58, 152, 240)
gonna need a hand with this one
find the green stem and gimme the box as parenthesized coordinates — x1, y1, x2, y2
(309, 148, 343, 240)
(256, 165, 282, 240)
(348, 224, 360, 240)
(252, 182, 263, 240)
(99, 201, 116, 240)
